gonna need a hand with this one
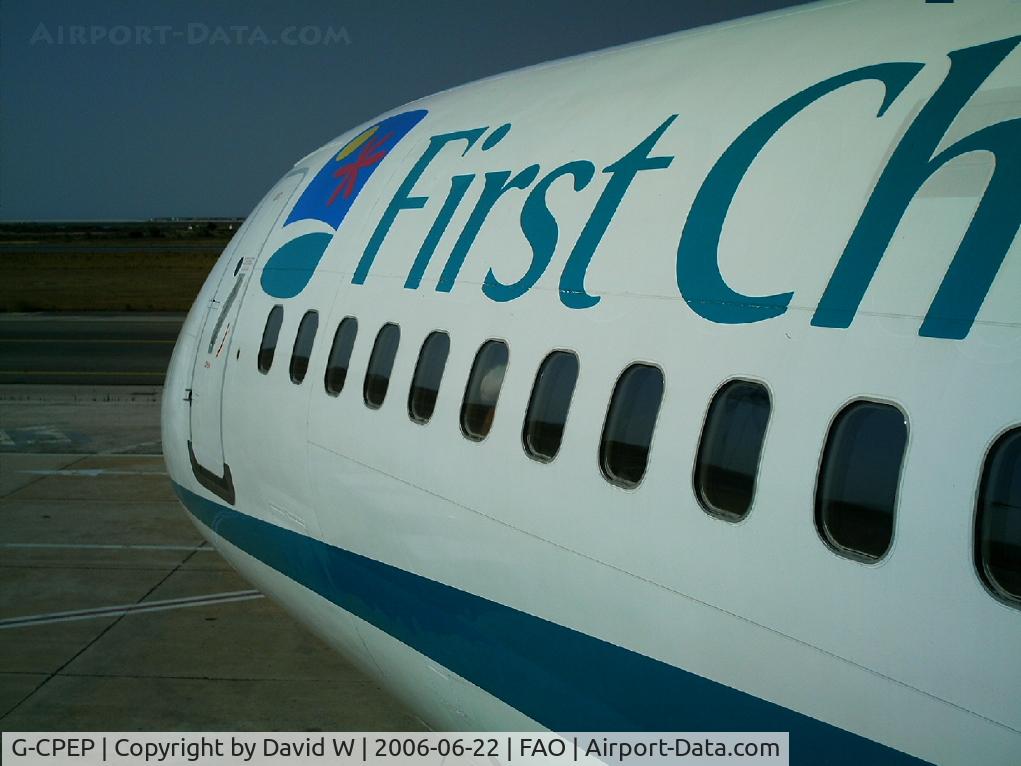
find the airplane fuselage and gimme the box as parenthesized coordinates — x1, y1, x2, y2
(163, 2, 1021, 764)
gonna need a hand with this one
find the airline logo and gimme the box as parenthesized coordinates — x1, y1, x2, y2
(285, 109, 427, 229)
(260, 109, 427, 299)
(267, 37, 1020, 341)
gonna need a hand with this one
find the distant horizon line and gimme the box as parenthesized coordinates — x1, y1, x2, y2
(0, 216, 245, 224)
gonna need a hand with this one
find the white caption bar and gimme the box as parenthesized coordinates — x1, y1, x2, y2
(2, 732, 788, 766)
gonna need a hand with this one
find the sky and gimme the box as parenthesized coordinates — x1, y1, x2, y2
(1, 0, 812, 221)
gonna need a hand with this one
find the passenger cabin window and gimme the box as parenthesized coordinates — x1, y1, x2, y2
(523, 351, 579, 462)
(257, 305, 284, 374)
(289, 310, 319, 384)
(694, 380, 771, 521)
(599, 364, 664, 489)
(408, 331, 450, 424)
(976, 427, 1021, 606)
(461, 340, 508, 441)
(816, 401, 907, 561)
(324, 317, 357, 396)
(363, 323, 400, 408)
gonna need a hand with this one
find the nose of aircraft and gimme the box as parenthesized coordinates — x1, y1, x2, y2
(161, 309, 200, 488)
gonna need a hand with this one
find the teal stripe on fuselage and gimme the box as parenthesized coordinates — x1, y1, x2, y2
(172, 481, 929, 765)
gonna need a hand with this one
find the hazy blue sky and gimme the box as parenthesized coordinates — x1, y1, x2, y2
(1, 0, 811, 221)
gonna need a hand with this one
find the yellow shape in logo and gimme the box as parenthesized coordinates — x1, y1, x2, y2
(335, 126, 379, 163)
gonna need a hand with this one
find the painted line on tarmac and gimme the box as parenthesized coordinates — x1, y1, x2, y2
(0, 543, 212, 552)
(98, 440, 164, 455)
(17, 468, 168, 476)
(0, 452, 164, 458)
(0, 339, 175, 344)
(0, 315, 186, 323)
(0, 590, 263, 629)
(0, 371, 166, 376)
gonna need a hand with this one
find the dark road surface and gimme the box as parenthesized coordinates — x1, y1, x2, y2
(0, 314, 184, 384)
(0, 242, 222, 253)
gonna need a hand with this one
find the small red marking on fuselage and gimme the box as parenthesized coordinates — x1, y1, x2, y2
(326, 132, 394, 206)
(216, 323, 232, 358)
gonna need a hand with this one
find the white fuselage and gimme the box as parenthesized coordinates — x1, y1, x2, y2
(162, 1, 1021, 764)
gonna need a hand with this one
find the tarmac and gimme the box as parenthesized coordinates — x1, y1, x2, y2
(0, 314, 183, 385)
(0, 385, 424, 730)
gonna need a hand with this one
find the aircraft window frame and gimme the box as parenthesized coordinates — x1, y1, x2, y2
(815, 399, 908, 563)
(975, 426, 1021, 608)
(363, 322, 401, 409)
(599, 363, 665, 490)
(522, 350, 579, 463)
(460, 340, 509, 442)
(324, 317, 358, 396)
(257, 305, 284, 374)
(693, 379, 772, 522)
(408, 331, 450, 425)
(288, 310, 319, 385)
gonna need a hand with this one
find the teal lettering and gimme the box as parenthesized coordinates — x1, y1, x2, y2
(436, 165, 540, 292)
(404, 174, 474, 289)
(813, 36, 1021, 339)
(482, 161, 596, 303)
(676, 63, 921, 323)
(482, 123, 511, 150)
(353, 127, 486, 284)
(560, 115, 677, 309)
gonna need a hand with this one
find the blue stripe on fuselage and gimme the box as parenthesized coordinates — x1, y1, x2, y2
(172, 481, 929, 765)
